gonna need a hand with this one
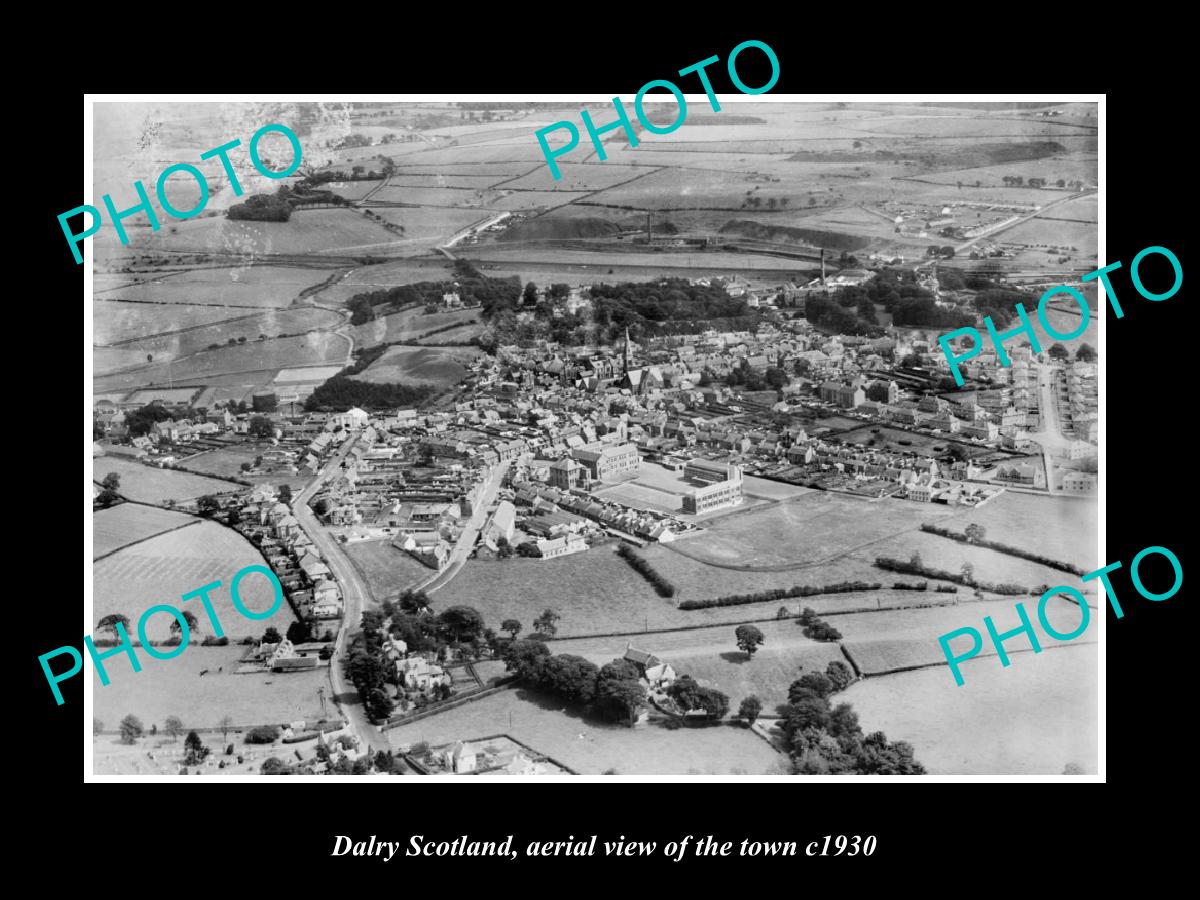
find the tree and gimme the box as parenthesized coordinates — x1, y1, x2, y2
(245, 725, 280, 744)
(523, 282, 539, 306)
(248, 415, 274, 439)
(738, 695, 762, 726)
(286, 620, 311, 645)
(119, 714, 144, 745)
(515, 541, 543, 558)
(865, 381, 891, 402)
(500, 619, 522, 640)
(399, 589, 431, 614)
(170, 610, 199, 638)
(101, 473, 121, 491)
(791, 672, 834, 700)
(595, 677, 646, 726)
(909, 551, 923, 568)
(504, 639, 552, 680)
(278, 484, 293, 505)
(96, 613, 130, 641)
(262, 627, 282, 644)
(260, 757, 294, 775)
(184, 730, 210, 765)
(764, 367, 788, 389)
(1047, 343, 1070, 361)
(1075, 343, 1097, 363)
(541, 654, 600, 705)
(1063, 762, 1085, 775)
(964, 524, 986, 544)
(533, 609, 560, 637)
(218, 715, 234, 745)
(826, 660, 854, 692)
(163, 716, 184, 741)
(495, 536, 513, 559)
(439, 606, 485, 642)
(93, 718, 104, 735)
(735, 624, 765, 658)
(196, 494, 221, 517)
(960, 562, 975, 584)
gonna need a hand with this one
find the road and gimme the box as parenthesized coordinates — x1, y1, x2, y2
(292, 431, 391, 754)
(1029, 362, 1071, 493)
(420, 459, 512, 593)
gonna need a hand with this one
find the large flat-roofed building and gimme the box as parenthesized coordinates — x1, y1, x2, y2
(682, 459, 744, 514)
(572, 442, 640, 483)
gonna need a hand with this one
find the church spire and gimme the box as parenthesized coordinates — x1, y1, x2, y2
(623, 326, 631, 374)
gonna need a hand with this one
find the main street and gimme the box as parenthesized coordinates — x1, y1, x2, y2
(420, 459, 512, 593)
(293, 431, 391, 754)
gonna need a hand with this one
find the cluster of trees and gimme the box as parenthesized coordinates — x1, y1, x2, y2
(504, 641, 648, 726)
(678, 581, 882, 612)
(615, 544, 676, 597)
(126, 402, 188, 437)
(875, 553, 1028, 595)
(779, 664, 924, 774)
(725, 360, 789, 392)
(797, 607, 842, 642)
(227, 187, 295, 222)
(1075, 343, 1097, 363)
(924, 245, 957, 259)
(891, 581, 930, 591)
(303, 346, 432, 412)
(666, 675, 730, 720)
(919, 523, 1086, 576)
(805, 292, 884, 336)
(345, 610, 398, 723)
(588, 278, 758, 343)
(95, 472, 122, 508)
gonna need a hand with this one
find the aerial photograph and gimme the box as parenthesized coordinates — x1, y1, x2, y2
(88, 98, 1099, 777)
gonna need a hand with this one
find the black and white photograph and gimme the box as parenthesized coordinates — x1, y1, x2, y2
(84, 96, 1102, 780)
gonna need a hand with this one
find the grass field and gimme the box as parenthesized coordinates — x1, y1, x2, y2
(385, 687, 784, 775)
(353, 343, 482, 387)
(102, 307, 343, 359)
(93, 457, 241, 505)
(842, 642, 1097, 774)
(951, 492, 1098, 572)
(465, 245, 813, 272)
(93, 265, 331, 308)
(92, 644, 327, 731)
(833, 425, 981, 457)
(94, 504, 197, 559)
(345, 540, 431, 601)
(93, 520, 297, 642)
(350, 306, 479, 348)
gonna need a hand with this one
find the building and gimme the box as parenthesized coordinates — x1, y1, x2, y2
(623, 644, 676, 687)
(548, 456, 586, 491)
(818, 380, 866, 409)
(535, 534, 588, 559)
(572, 443, 640, 483)
(682, 459, 744, 514)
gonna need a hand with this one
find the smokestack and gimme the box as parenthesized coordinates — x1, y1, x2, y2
(647, 211, 652, 245)
(820, 249, 826, 286)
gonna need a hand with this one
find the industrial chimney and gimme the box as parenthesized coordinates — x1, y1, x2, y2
(820, 249, 826, 286)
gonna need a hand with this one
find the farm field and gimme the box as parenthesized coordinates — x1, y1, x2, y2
(93, 503, 198, 559)
(499, 161, 652, 192)
(951, 492, 1098, 572)
(94, 301, 249, 345)
(917, 155, 1097, 189)
(362, 207, 491, 249)
(94, 332, 349, 392)
(344, 540, 431, 600)
(92, 520, 297, 642)
(353, 344, 483, 387)
(326, 179, 385, 200)
(93, 456, 241, 505)
(385, 173, 512, 189)
(97, 209, 399, 257)
(385, 688, 784, 775)
(392, 161, 541, 177)
(1001, 215, 1096, 250)
(93, 265, 330, 308)
(372, 185, 495, 207)
(92, 644, 326, 730)
(349, 306, 479, 348)
(464, 245, 813, 272)
(842, 642, 1097, 774)
(489, 190, 592, 211)
(104, 307, 343, 359)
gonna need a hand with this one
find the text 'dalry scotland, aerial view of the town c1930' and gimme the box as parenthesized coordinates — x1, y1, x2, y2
(89, 99, 1099, 778)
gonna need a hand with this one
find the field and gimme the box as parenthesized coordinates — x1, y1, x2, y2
(97, 209, 399, 257)
(93, 265, 331, 308)
(499, 161, 651, 193)
(94, 331, 349, 391)
(92, 519, 297, 641)
(99, 307, 343, 360)
(353, 344, 483, 387)
(842, 642, 1097, 774)
(951, 492, 1098, 572)
(94, 503, 198, 559)
(465, 245, 814, 273)
(349, 306, 479, 348)
(385, 688, 785, 775)
(361, 207, 491, 251)
(833, 425, 982, 457)
(93, 456, 241, 505)
(345, 540, 431, 600)
(92, 644, 326, 730)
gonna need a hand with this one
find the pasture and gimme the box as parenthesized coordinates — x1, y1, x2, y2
(92, 643, 326, 730)
(92, 520, 298, 642)
(93, 265, 330, 308)
(353, 344, 482, 388)
(344, 540, 431, 601)
(350, 306, 479, 348)
(842, 642, 1097, 775)
(385, 688, 784, 775)
(94, 503, 197, 559)
(93, 456, 240, 505)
